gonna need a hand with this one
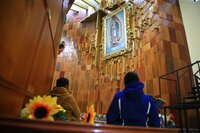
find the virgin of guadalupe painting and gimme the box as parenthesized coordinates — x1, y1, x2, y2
(105, 9, 127, 56)
(108, 15, 122, 47)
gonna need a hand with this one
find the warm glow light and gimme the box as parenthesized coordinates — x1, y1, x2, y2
(93, 129, 103, 132)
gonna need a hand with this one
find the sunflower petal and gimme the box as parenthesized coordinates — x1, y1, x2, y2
(22, 95, 63, 121)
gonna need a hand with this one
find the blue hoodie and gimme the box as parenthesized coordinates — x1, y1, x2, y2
(106, 81, 160, 127)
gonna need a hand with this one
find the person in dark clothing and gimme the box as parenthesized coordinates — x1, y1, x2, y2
(106, 72, 160, 127)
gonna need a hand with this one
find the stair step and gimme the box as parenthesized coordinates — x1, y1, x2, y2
(189, 88, 200, 92)
(188, 91, 200, 95)
(182, 101, 200, 104)
(183, 95, 200, 100)
(189, 87, 200, 90)
(192, 86, 200, 89)
(183, 100, 200, 104)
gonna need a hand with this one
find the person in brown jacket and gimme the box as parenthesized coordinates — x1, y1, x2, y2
(50, 77, 81, 122)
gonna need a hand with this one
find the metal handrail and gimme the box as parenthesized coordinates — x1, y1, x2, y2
(159, 60, 200, 79)
(159, 60, 200, 104)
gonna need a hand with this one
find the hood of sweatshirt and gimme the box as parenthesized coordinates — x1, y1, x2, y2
(123, 81, 144, 100)
(50, 87, 71, 97)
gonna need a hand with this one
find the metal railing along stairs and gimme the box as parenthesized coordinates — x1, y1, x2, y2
(159, 61, 200, 133)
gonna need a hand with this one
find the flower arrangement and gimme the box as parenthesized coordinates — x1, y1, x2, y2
(159, 113, 176, 128)
(20, 95, 66, 121)
(82, 104, 96, 124)
(95, 114, 106, 121)
(94, 114, 106, 124)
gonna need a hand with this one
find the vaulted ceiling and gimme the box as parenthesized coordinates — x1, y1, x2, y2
(70, 0, 101, 13)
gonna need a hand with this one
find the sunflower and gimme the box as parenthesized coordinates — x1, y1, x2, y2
(24, 95, 60, 121)
(82, 104, 96, 124)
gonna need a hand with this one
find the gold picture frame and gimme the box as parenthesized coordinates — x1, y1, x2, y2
(102, 4, 132, 60)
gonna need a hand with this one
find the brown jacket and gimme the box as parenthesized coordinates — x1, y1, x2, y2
(50, 87, 81, 121)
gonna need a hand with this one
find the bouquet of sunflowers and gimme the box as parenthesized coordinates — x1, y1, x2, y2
(20, 95, 66, 121)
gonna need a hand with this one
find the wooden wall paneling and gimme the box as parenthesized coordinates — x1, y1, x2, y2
(161, 26, 170, 41)
(0, 0, 50, 116)
(171, 43, 180, 59)
(152, 51, 159, 78)
(54, 11, 65, 57)
(165, 56, 174, 74)
(158, 47, 166, 75)
(146, 79, 153, 95)
(157, 0, 192, 126)
(153, 78, 160, 96)
(46, 0, 63, 38)
(52, 0, 192, 120)
(0, 81, 24, 116)
(0, 0, 65, 117)
(139, 59, 146, 82)
(0, 0, 45, 89)
(56, 20, 99, 112)
(169, 27, 177, 43)
(73, 64, 81, 91)
(176, 30, 185, 45)
(27, 15, 55, 96)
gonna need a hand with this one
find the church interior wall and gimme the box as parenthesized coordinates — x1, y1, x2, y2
(0, 0, 198, 128)
(52, 0, 196, 127)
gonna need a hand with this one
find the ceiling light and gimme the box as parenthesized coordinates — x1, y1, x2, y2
(193, 0, 199, 2)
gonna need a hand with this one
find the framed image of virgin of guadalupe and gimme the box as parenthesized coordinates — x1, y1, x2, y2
(102, 5, 132, 60)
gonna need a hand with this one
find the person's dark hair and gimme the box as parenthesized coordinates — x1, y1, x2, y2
(56, 77, 69, 87)
(59, 41, 65, 49)
(124, 72, 139, 85)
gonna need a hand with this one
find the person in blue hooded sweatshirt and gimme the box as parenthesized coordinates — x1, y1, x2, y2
(106, 72, 160, 127)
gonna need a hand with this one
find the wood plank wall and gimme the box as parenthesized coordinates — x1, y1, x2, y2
(0, 0, 66, 116)
(52, 0, 196, 127)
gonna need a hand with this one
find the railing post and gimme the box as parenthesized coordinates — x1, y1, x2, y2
(198, 61, 200, 77)
(159, 77, 161, 98)
(176, 71, 181, 104)
(189, 67, 193, 92)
